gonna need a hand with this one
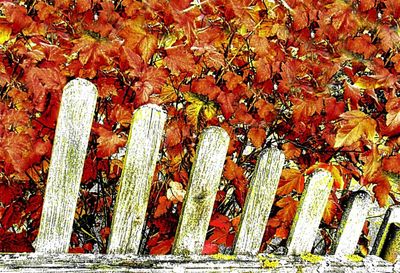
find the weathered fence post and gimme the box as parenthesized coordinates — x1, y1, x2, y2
(107, 104, 167, 254)
(380, 223, 400, 263)
(332, 191, 371, 256)
(34, 79, 98, 253)
(372, 205, 400, 259)
(233, 148, 285, 255)
(172, 127, 229, 255)
(286, 169, 334, 255)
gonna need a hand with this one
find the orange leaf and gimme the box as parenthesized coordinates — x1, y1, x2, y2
(346, 35, 377, 59)
(149, 238, 174, 255)
(275, 196, 298, 223)
(361, 145, 381, 181)
(154, 196, 172, 218)
(282, 142, 301, 159)
(382, 154, 400, 174)
(371, 173, 391, 207)
(275, 225, 289, 239)
(323, 194, 339, 224)
(223, 158, 245, 181)
(248, 127, 266, 148)
(334, 110, 377, 148)
(93, 126, 127, 158)
(385, 97, 400, 129)
(277, 169, 304, 195)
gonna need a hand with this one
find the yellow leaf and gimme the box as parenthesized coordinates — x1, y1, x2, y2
(361, 145, 381, 180)
(159, 84, 177, 103)
(203, 102, 217, 120)
(0, 24, 11, 45)
(183, 92, 217, 127)
(334, 110, 377, 148)
(330, 165, 344, 189)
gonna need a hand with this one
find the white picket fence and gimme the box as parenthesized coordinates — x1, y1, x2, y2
(0, 79, 399, 272)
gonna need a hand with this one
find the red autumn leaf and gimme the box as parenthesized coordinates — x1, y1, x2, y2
(275, 225, 289, 239)
(210, 213, 231, 232)
(378, 25, 400, 52)
(324, 97, 345, 121)
(149, 238, 174, 255)
(382, 154, 400, 174)
(0, 231, 34, 252)
(254, 100, 275, 123)
(361, 145, 381, 181)
(371, 173, 391, 207)
(359, 0, 375, 11)
(1, 202, 23, 229)
(93, 126, 127, 158)
(154, 196, 172, 218)
(247, 127, 266, 148)
(223, 158, 245, 181)
(110, 105, 133, 127)
(233, 104, 254, 124)
(24, 67, 66, 112)
(100, 227, 111, 242)
(0, 183, 24, 206)
(192, 76, 221, 101)
(343, 82, 362, 110)
(164, 46, 198, 75)
(69, 247, 85, 253)
(346, 35, 377, 59)
(282, 142, 301, 159)
(217, 92, 238, 119)
(385, 97, 400, 130)
(292, 98, 323, 122)
(202, 241, 219, 255)
(118, 17, 157, 62)
(96, 77, 118, 98)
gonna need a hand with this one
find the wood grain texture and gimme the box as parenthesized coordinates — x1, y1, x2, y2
(172, 127, 229, 255)
(372, 205, 400, 257)
(0, 253, 396, 273)
(332, 191, 371, 256)
(233, 148, 285, 255)
(286, 169, 334, 255)
(107, 104, 167, 254)
(34, 79, 98, 253)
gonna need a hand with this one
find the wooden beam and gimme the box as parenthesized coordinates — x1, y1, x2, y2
(0, 253, 396, 272)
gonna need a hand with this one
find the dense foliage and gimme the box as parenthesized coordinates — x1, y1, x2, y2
(0, 0, 399, 255)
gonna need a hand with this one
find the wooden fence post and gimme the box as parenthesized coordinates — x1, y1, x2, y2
(332, 191, 371, 256)
(34, 79, 98, 253)
(380, 223, 400, 263)
(107, 104, 167, 254)
(233, 148, 285, 255)
(286, 169, 334, 255)
(172, 127, 229, 255)
(371, 205, 400, 258)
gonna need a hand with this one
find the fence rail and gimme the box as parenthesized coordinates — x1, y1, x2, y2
(1, 79, 399, 272)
